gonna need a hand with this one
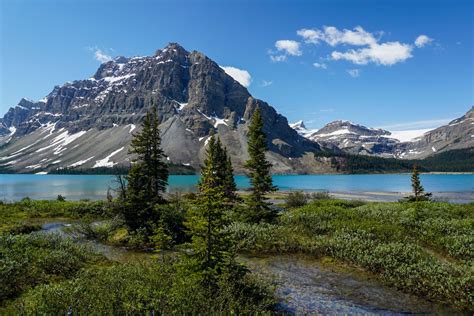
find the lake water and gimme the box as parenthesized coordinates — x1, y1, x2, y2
(0, 173, 472, 201)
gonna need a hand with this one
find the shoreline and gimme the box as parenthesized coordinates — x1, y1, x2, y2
(257, 190, 474, 204)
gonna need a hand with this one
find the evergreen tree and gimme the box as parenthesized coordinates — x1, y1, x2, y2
(408, 165, 432, 202)
(244, 107, 277, 222)
(185, 134, 236, 289)
(222, 151, 238, 202)
(124, 107, 169, 230)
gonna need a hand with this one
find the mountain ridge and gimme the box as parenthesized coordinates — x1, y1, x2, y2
(0, 43, 330, 174)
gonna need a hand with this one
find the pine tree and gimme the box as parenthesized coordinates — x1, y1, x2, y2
(409, 165, 432, 201)
(124, 107, 169, 230)
(222, 151, 238, 202)
(185, 134, 235, 289)
(244, 107, 277, 222)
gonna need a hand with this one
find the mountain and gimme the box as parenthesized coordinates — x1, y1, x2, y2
(291, 107, 474, 159)
(291, 120, 400, 157)
(0, 43, 329, 174)
(398, 107, 474, 159)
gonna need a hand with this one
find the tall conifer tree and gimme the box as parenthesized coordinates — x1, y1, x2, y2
(244, 107, 277, 223)
(185, 134, 235, 289)
(125, 107, 169, 230)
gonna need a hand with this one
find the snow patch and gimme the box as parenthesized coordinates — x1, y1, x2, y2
(93, 147, 124, 168)
(129, 124, 136, 133)
(70, 156, 95, 168)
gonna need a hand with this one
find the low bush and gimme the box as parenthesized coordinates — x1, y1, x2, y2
(285, 191, 309, 208)
(0, 233, 103, 302)
(14, 260, 275, 314)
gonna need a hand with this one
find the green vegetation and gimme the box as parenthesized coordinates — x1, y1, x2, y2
(228, 199, 474, 310)
(244, 107, 277, 222)
(12, 261, 274, 315)
(0, 233, 104, 302)
(123, 107, 169, 232)
(1, 108, 471, 313)
(328, 147, 474, 173)
(48, 163, 196, 175)
(185, 134, 241, 291)
(405, 165, 432, 201)
(0, 199, 110, 233)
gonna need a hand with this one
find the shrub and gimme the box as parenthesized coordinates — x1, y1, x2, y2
(15, 261, 275, 314)
(0, 233, 103, 302)
(285, 191, 308, 208)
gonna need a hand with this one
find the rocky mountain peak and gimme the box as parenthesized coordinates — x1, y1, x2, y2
(0, 43, 321, 173)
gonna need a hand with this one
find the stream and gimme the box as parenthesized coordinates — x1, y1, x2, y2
(39, 222, 458, 315)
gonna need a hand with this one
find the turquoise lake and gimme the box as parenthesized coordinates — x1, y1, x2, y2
(0, 173, 472, 201)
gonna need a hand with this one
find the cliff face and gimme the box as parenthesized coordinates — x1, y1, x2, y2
(0, 43, 326, 174)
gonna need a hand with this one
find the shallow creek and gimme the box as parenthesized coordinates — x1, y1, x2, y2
(40, 222, 457, 315)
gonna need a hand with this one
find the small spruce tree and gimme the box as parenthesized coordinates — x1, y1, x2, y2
(124, 107, 169, 231)
(408, 165, 432, 202)
(244, 107, 277, 222)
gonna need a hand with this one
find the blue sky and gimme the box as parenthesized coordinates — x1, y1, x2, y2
(1, 0, 472, 131)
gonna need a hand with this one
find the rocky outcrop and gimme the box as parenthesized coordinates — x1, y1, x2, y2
(0, 43, 324, 173)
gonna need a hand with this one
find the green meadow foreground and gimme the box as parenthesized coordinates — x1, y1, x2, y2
(0, 197, 473, 313)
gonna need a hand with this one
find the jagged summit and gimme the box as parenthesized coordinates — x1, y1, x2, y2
(0, 43, 322, 173)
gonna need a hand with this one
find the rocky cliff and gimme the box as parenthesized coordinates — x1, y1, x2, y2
(0, 43, 328, 174)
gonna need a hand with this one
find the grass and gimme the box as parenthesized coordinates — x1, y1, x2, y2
(228, 199, 474, 311)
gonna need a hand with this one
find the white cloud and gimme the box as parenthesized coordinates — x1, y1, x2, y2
(297, 26, 417, 66)
(275, 40, 302, 56)
(332, 41, 413, 66)
(220, 66, 252, 87)
(94, 49, 112, 63)
(270, 54, 287, 62)
(347, 69, 361, 77)
(261, 80, 273, 87)
(298, 26, 377, 46)
(313, 62, 327, 69)
(414, 35, 433, 48)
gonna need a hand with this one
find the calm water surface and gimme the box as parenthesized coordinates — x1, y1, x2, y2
(0, 173, 472, 201)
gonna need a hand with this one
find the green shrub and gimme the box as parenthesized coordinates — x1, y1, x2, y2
(15, 261, 275, 314)
(285, 191, 308, 208)
(0, 233, 103, 302)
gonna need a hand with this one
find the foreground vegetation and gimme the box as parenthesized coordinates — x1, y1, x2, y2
(229, 199, 474, 310)
(1, 107, 472, 313)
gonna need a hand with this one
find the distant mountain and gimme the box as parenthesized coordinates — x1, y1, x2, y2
(291, 120, 400, 157)
(291, 107, 474, 159)
(398, 107, 474, 159)
(0, 43, 329, 174)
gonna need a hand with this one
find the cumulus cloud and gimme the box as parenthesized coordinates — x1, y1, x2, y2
(298, 26, 376, 46)
(275, 40, 302, 56)
(313, 62, 327, 69)
(414, 35, 433, 48)
(94, 49, 113, 63)
(220, 66, 252, 87)
(332, 41, 413, 66)
(297, 26, 422, 66)
(347, 69, 361, 77)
